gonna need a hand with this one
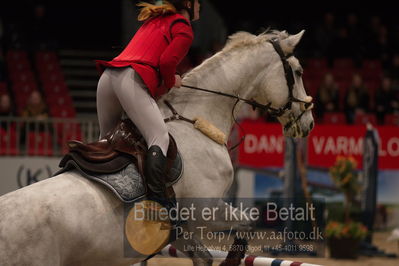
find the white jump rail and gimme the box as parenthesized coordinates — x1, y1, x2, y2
(157, 244, 324, 266)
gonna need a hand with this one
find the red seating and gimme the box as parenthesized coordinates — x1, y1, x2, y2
(323, 112, 347, 124)
(303, 79, 321, 97)
(0, 127, 19, 155)
(43, 81, 68, 96)
(27, 132, 53, 156)
(47, 94, 73, 107)
(55, 122, 82, 146)
(35, 51, 58, 65)
(303, 68, 325, 82)
(35, 51, 63, 82)
(7, 60, 31, 72)
(36, 56, 62, 71)
(12, 82, 39, 114)
(9, 70, 36, 84)
(6, 50, 29, 63)
(0, 82, 7, 95)
(34, 50, 75, 120)
(332, 68, 354, 83)
(365, 81, 379, 109)
(50, 105, 76, 118)
(333, 58, 355, 70)
(305, 58, 328, 70)
(361, 59, 382, 82)
(39, 71, 65, 83)
(354, 113, 377, 125)
(384, 114, 399, 126)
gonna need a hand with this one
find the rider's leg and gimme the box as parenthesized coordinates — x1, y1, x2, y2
(113, 67, 170, 156)
(96, 69, 123, 139)
(112, 67, 170, 198)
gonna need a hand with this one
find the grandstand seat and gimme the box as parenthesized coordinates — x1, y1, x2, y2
(7, 60, 31, 72)
(50, 105, 76, 118)
(365, 80, 379, 109)
(303, 68, 325, 81)
(47, 95, 73, 109)
(323, 112, 347, 124)
(333, 58, 355, 70)
(40, 71, 65, 83)
(384, 114, 399, 126)
(362, 59, 382, 71)
(337, 80, 350, 92)
(12, 81, 38, 94)
(354, 113, 377, 125)
(361, 59, 382, 81)
(43, 81, 68, 95)
(0, 127, 19, 155)
(12, 82, 38, 96)
(55, 122, 82, 147)
(35, 51, 58, 65)
(6, 50, 29, 63)
(0, 82, 7, 94)
(27, 131, 53, 156)
(37, 61, 62, 75)
(305, 58, 328, 70)
(9, 70, 36, 84)
(332, 68, 354, 83)
(303, 76, 322, 97)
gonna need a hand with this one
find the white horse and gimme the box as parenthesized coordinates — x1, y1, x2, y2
(0, 30, 314, 266)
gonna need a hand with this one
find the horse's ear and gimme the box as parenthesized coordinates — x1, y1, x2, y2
(280, 30, 305, 54)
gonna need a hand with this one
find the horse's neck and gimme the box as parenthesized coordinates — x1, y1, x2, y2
(162, 50, 270, 136)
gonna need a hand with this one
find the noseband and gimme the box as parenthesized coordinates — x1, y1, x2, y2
(181, 38, 313, 132)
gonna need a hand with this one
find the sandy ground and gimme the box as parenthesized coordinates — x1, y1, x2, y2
(146, 232, 399, 266)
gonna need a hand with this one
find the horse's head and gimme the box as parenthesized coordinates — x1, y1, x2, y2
(252, 30, 314, 138)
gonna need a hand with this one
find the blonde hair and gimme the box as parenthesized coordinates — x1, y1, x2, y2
(137, 1, 177, 21)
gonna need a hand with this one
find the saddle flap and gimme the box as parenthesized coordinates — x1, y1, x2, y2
(67, 140, 120, 162)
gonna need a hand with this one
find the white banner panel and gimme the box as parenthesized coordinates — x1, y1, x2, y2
(0, 157, 62, 196)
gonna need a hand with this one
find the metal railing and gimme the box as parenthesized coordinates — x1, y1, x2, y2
(0, 116, 100, 156)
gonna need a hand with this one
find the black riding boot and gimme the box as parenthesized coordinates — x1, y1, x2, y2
(145, 145, 176, 207)
(145, 145, 184, 231)
(145, 145, 167, 198)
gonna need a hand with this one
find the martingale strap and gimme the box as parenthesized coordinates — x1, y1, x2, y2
(163, 100, 195, 124)
(163, 100, 241, 150)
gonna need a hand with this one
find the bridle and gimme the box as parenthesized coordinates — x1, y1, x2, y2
(268, 38, 313, 131)
(181, 38, 313, 132)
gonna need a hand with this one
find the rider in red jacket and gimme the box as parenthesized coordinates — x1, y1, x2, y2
(96, 0, 200, 203)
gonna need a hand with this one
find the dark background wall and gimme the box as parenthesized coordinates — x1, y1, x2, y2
(1, 0, 396, 50)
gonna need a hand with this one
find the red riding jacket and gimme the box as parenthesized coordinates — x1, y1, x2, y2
(96, 13, 194, 99)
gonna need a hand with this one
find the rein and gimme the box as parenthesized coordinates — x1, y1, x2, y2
(164, 38, 313, 149)
(182, 39, 313, 129)
(181, 84, 280, 115)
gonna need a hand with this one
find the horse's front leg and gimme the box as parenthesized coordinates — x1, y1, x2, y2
(201, 198, 254, 233)
(172, 236, 213, 266)
(172, 199, 253, 266)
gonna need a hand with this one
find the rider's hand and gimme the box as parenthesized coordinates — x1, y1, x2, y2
(174, 74, 182, 88)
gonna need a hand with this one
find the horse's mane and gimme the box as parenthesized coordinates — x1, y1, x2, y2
(222, 30, 289, 53)
(183, 30, 289, 82)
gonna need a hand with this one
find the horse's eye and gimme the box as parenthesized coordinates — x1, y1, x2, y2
(295, 70, 303, 77)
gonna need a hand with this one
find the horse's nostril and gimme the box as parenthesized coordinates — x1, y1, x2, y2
(310, 121, 314, 130)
